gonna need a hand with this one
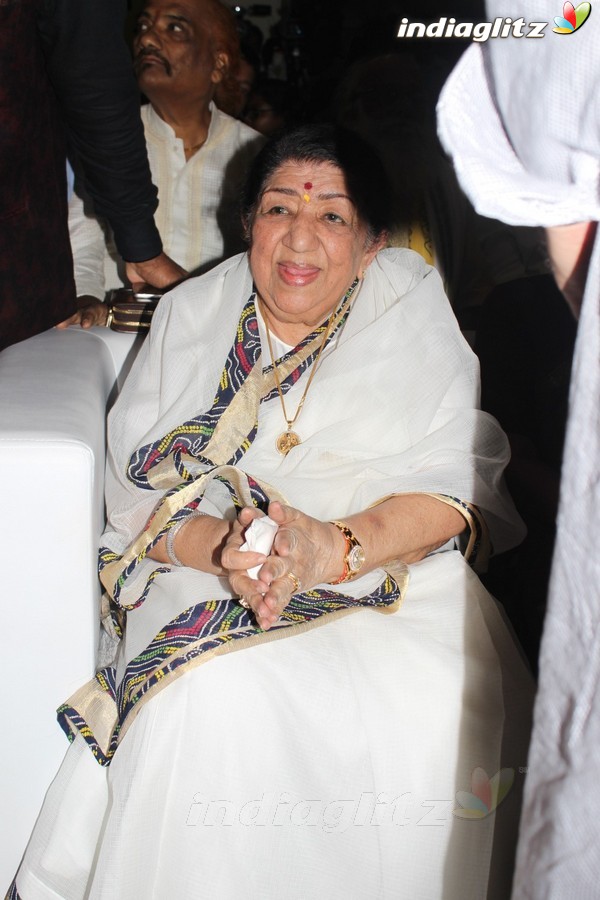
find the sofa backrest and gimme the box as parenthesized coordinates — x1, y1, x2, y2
(0, 325, 140, 886)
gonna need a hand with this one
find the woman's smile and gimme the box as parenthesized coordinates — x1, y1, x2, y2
(276, 261, 321, 287)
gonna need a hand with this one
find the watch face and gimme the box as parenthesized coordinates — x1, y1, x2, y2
(348, 545, 365, 574)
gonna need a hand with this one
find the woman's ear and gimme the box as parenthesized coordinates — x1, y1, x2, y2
(360, 231, 387, 276)
(241, 215, 252, 244)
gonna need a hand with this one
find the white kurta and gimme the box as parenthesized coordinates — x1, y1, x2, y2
(68, 103, 263, 299)
(15, 250, 533, 899)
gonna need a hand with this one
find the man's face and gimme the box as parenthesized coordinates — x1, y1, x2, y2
(133, 0, 226, 104)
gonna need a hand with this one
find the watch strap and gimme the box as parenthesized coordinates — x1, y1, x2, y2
(329, 520, 365, 584)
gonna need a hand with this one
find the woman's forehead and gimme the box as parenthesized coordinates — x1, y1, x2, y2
(263, 161, 351, 197)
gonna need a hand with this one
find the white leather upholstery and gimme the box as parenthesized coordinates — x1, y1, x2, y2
(0, 326, 139, 888)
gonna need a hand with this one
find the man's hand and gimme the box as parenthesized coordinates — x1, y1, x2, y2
(125, 252, 187, 290)
(56, 295, 108, 329)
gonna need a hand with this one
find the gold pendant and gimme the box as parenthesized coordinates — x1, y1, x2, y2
(276, 430, 301, 455)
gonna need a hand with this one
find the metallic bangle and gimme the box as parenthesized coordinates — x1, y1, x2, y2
(165, 510, 207, 567)
(105, 304, 114, 328)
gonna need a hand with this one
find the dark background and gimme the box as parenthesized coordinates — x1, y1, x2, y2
(126, 0, 488, 119)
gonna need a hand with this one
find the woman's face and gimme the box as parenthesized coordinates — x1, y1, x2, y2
(249, 161, 381, 341)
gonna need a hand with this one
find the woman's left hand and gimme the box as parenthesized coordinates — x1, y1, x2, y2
(222, 501, 344, 631)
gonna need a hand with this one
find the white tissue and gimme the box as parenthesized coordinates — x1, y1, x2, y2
(240, 515, 278, 579)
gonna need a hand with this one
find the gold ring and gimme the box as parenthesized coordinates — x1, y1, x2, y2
(285, 571, 301, 593)
(239, 597, 251, 610)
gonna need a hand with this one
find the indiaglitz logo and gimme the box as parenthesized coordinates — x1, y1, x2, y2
(453, 767, 514, 819)
(397, 4, 592, 40)
(553, 1, 592, 32)
(397, 16, 548, 40)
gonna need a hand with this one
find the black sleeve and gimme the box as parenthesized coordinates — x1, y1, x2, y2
(39, 0, 162, 262)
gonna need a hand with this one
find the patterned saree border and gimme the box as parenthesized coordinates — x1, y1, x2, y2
(128, 281, 357, 492)
(6, 879, 21, 899)
(99, 466, 288, 607)
(431, 493, 490, 571)
(58, 573, 404, 767)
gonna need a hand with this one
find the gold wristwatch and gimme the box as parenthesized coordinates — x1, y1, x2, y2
(329, 521, 366, 584)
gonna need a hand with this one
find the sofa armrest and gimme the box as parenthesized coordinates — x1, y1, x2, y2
(0, 326, 139, 886)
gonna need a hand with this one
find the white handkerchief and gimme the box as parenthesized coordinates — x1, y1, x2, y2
(240, 515, 278, 579)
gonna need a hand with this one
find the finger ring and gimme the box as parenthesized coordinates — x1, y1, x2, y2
(239, 597, 251, 610)
(285, 571, 301, 593)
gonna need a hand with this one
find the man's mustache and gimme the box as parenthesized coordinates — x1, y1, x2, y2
(134, 49, 172, 76)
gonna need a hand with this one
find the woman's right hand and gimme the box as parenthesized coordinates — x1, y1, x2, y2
(221, 508, 272, 616)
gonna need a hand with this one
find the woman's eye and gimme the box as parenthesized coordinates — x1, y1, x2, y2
(264, 205, 289, 216)
(323, 212, 346, 225)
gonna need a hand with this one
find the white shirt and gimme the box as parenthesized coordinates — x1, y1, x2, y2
(69, 103, 263, 299)
(438, 8, 600, 897)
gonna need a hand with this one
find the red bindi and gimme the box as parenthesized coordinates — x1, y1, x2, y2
(304, 182, 312, 190)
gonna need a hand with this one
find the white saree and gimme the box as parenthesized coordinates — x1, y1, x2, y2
(15, 249, 533, 899)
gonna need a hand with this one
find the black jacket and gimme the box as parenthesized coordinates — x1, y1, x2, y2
(0, 0, 162, 350)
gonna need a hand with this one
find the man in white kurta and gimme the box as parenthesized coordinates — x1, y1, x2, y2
(69, 101, 263, 300)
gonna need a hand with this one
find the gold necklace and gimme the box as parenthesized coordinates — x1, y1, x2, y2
(262, 306, 337, 456)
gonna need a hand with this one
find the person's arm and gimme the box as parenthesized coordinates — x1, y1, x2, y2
(65, 189, 107, 302)
(545, 221, 597, 317)
(125, 255, 187, 290)
(54, 188, 110, 328)
(147, 513, 268, 577)
(38, 0, 162, 264)
(39, 0, 185, 291)
(39, 0, 187, 306)
(219, 495, 467, 630)
(147, 493, 467, 632)
(67, 187, 109, 319)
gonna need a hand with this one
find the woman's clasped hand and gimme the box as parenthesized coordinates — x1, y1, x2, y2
(223, 501, 345, 630)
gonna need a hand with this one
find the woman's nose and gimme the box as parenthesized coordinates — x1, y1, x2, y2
(282, 211, 318, 252)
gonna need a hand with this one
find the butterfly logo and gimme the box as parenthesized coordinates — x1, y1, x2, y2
(453, 767, 514, 819)
(553, 1, 592, 32)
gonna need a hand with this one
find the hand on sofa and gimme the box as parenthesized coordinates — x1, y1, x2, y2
(56, 295, 108, 329)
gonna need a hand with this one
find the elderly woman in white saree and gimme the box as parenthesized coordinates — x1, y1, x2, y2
(12, 126, 533, 900)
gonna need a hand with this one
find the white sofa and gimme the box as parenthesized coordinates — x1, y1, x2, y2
(0, 326, 141, 888)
